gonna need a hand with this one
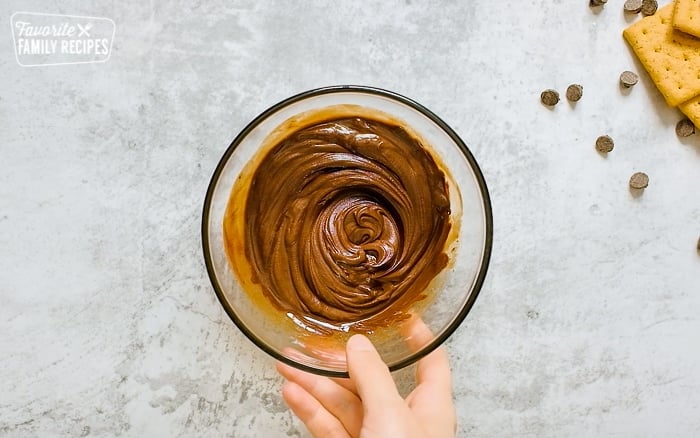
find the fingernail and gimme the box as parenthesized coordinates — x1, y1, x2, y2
(347, 334, 374, 352)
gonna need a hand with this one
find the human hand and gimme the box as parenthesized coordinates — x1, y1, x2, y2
(276, 324, 456, 438)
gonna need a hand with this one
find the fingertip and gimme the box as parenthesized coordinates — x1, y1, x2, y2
(281, 381, 313, 412)
(347, 334, 375, 353)
(280, 380, 298, 406)
(281, 382, 317, 424)
(402, 317, 436, 352)
(276, 360, 295, 378)
(277, 361, 318, 386)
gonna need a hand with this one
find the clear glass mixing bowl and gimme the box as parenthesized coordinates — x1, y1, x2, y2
(202, 85, 492, 377)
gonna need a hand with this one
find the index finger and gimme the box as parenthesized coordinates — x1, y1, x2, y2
(416, 345, 452, 392)
(403, 317, 452, 391)
(346, 334, 403, 412)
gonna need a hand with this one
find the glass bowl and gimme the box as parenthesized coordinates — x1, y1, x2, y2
(202, 85, 492, 377)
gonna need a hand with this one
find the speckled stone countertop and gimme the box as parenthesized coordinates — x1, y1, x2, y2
(1, 1, 699, 436)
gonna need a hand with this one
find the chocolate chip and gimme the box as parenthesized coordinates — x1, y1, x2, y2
(624, 0, 643, 13)
(697, 236, 700, 253)
(527, 310, 539, 320)
(541, 89, 560, 106)
(595, 135, 614, 153)
(641, 0, 658, 16)
(566, 84, 584, 102)
(620, 71, 639, 88)
(590, 0, 608, 6)
(676, 118, 696, 137)
(629, 172, 649, 189)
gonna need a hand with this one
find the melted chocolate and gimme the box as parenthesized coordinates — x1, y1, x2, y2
(225, 116, 451, 333)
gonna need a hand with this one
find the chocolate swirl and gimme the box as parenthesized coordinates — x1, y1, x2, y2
(238, 117, 451, 332)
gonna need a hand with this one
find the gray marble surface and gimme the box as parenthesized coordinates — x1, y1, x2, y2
(2, 0, 699, 436)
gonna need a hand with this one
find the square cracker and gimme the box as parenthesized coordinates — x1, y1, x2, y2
(679, 95, 700, 127)
(623, 4, 700, 107)
(674, 0, 700, 38)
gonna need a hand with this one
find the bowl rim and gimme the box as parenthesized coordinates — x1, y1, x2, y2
(201, 84, 493, 377)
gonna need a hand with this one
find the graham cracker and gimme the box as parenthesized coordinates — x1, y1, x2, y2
(679, 95, 700, 127)
(673, 0, 700, 38)
(623, 4, 700, 107)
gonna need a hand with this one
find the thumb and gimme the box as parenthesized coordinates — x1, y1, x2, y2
(346, 334, 402, 412)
